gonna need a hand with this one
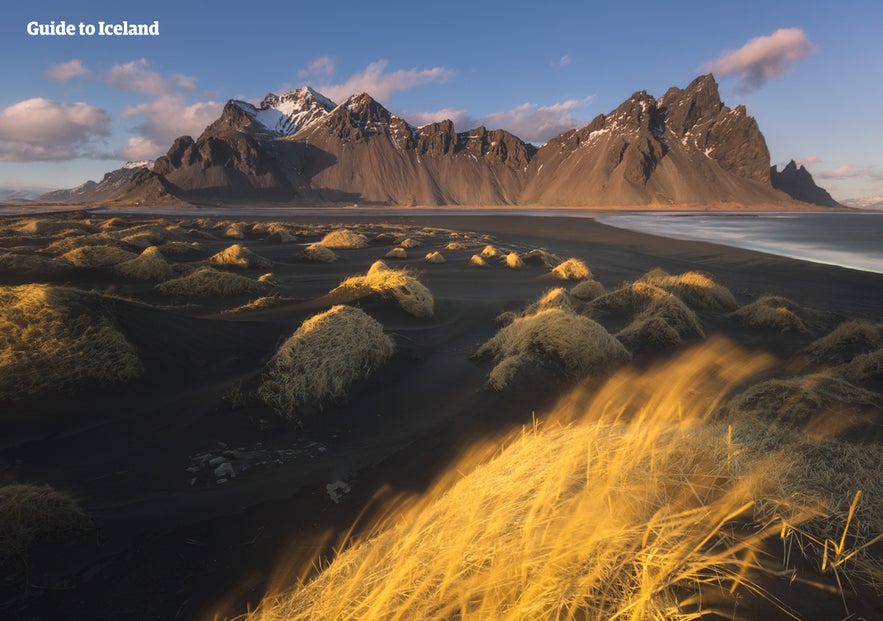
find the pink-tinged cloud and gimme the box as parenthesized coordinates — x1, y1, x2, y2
(117, 136, 165, 161)
(794, 155, 821, 166)
(120, 95, 224, 156)
(319, 60, 454, 104)
(409, 97, 593, 143)
(106, 59, 196, 96)
(702, 28, 814, 93)
(46, 59, 90, 82)
(0, 98, 111, 161)
(297, 56, 336, 79)
(482, 97, 593, 143)
(815, 164, 883, 180)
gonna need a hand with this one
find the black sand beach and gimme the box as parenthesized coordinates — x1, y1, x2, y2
(1, 211, 881, 620)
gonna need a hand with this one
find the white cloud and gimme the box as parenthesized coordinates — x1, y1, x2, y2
(408, 97, 593, 143)
(815, 164, 883, 180)
(408, 108, 478, 130)
(297, 56, 336, 79)
(702, 28, 814, 93)
(120, 95, 223, 157)
(319, 60, 454, 104)
(0, 98, 111, 161)
(46, 59, 90, 82)
(482, 97, 593, 143)
(553, 55, 573, 68)
(106, 59, 196, 96)
(118, 136, 165, 161)
(794, 155, 821, 166)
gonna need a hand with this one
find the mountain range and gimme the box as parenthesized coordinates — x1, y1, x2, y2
(76, 75, 842, 208)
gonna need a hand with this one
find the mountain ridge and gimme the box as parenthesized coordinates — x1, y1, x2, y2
(99, 75, 837, 208)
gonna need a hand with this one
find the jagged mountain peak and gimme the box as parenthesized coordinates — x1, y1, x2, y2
(771, 159, 839, 207)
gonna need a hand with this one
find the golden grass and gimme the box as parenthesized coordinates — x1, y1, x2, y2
(224, 223, 246, 239)
(0, 484, 91, 561)
(223, 295, 284, 314)
(550, 257, 591, 281)
(523, 287, 575, 316)
(251, 340, 882, 620)
(209, 243, 272, 269)
(445, 241, 467, 251)
(569, 278, 606, 301)
(806, 320, 883, 364)
(0, 284, 142, 399)
(469, 254, 490, 268)
(522, 248, 563, 267)
(158, 240, 204, 255)
(480, 244, 501, 258)
(45, 233, 123, 255)
(505, 252, 525, 269)
(639, 268, 738, 311)
(838, 348, 883, 385)
(732, 295, 808, 333)
(15, 219, 97, 236)
(329, 261, 434, 318)
(301, 243, 339, 263)
(0, 252, 72, 273)
(113, 246, 174, 280)
(60, 245, 138, 268)
(269, 228, 297, 243)
(424, 251, 446, 264)
(257, 305, 394, 418)
(156, 267, 265, 298)
(385, 247, 408, 259)
(588, 282, 704, 352)
(720, 373, 882, 427)
(475, 307, 630, 390)
(319, 229, 368, 249)
(400, 238, 422, 249)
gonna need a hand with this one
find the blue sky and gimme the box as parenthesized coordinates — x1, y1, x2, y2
(1, 0, 881, 201)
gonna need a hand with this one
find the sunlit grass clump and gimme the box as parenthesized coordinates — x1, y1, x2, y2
(319, 229, 368, 249)
(505, 252, 525, 269)
(257, 305, 393, 418)
(301, 243, 338, 263)
(209, 243, 271, 269)
(329, 260, 434, 318)
(569, 278, 606, 301)
(806, 320, 883, 364)
(732, 295, 808, 332)
(550, 257, 591, 281)
(114, 246, 174, 280)
(156, 267, 265, 298)
(385, 247, 407, 259)
(639, 268, 738, 311)
(251, 340, 881, 621)
(424, 251, 445, 264)
(475, 307, 629, 390)
(0, 284, 141, 399)
(60, 245, 138, 268)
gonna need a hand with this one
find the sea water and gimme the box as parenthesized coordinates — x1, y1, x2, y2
(597, 212, 883, 275)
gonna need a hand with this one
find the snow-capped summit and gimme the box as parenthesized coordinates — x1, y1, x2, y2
(123, 160, 155, 171)
(234, 86, 337, 137)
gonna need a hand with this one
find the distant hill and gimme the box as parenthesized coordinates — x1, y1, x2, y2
(38, 161, 154, 204)
(841, 195, 883, 211)
(102, 75, 838, 208)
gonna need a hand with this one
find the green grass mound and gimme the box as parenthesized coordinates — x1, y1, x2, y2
(114, 246, 174, 280)
(551, 258, 591, 281)
(209, 243, 272, 269)
(475, 307, 630, 390)
(257, 305, 394, 418)
(156, 267, 265, 298)
(0, 285, 142, 399)
(329, 261, 434, 318)
(638, 268, 737, 311)
(319, 229, 368, 249)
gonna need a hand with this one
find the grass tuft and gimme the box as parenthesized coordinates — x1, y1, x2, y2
(329, 261, 434, 318)
(257, 305, 393, 418)
(732, 295, 808, 333)
(424, 251, 446, 264)
(301, 244, 339, 263)
(114, 246, 174, 280)
(209, 243, 272, 269)
(156, 267, 265, 298)
(319, 229, 368, 249)
(638, 268, 737, 311)
(551, 257, 591, 281)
